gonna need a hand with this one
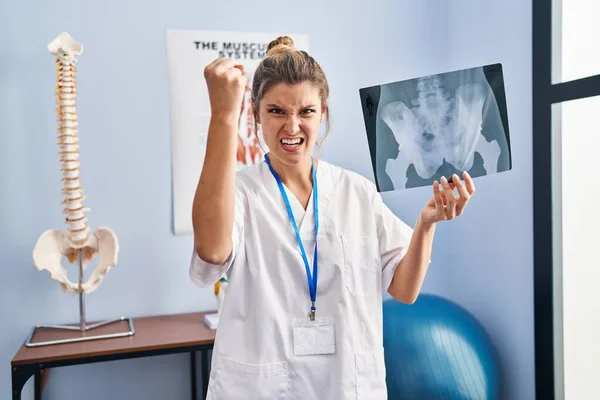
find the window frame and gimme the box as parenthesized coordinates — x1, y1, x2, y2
(532, 1, 600, 399)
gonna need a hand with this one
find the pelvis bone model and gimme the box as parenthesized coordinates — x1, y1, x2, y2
(33, 32, 119, 296)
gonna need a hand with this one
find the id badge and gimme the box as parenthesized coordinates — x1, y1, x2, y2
(292, 316, 336, 356)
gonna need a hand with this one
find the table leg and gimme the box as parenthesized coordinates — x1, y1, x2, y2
(190, 351, 197, 400)
(34, 370, 42, 400)
(11, 364, 38, 400)
(201, 350, 210, 399)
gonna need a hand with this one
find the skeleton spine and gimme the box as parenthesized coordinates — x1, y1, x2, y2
(55, 56, 89, 246)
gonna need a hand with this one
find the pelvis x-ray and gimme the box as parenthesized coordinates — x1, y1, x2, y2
(359, 63, 512, 192)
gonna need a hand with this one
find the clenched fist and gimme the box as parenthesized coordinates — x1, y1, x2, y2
(204, 58, 247, 121)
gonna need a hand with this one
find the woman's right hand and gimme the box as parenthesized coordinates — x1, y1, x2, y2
(204, 57, 247, 121)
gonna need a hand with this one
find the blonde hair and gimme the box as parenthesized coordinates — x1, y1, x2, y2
(251, 36, 331, 154)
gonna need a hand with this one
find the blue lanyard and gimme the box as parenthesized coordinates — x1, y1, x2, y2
(264, 154, 319, 320)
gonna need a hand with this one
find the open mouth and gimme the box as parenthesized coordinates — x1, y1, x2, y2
(280, 137, 304, 151)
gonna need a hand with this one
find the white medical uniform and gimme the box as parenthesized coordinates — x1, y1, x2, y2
(190, 159, 414, 400)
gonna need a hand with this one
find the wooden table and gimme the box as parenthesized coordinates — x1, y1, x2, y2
(10, 311, 216, 400)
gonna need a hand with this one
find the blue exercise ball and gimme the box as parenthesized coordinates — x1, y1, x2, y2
(382, 294, 500, 400)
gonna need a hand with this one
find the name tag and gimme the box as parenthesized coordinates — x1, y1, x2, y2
(292, 316, 336, 356)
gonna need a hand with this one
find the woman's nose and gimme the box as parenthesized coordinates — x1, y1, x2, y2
(285, 115, 300, 134)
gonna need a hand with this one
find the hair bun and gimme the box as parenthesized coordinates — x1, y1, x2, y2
(266, 36, 295, 56)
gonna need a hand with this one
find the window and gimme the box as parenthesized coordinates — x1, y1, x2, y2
(552, 0, 600, 83)
(552, 95, 600, 400)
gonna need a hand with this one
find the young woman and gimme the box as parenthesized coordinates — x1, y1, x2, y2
(190, 36, 475, 400)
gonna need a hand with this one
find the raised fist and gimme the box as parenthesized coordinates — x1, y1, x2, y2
(204, 58, 247, 120)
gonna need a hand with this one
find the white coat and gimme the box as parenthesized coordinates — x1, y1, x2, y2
(190, 159, 414, 400)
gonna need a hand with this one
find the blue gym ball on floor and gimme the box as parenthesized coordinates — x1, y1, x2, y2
(382, 294, 501, 400)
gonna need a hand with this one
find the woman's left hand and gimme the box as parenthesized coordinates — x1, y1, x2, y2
(420, 171, 476, 225)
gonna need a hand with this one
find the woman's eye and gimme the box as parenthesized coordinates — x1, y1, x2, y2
(267, 108, 315, 115)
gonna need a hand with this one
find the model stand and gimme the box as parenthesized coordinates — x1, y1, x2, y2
(26, 249, 134, 347)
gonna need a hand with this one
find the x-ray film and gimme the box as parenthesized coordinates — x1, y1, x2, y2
(359, 63, 512, 192)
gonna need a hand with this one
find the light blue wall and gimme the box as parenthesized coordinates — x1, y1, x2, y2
(444, 2, 534, 399)
(443, 3, 534, 400)
(0, 0, 532, 399)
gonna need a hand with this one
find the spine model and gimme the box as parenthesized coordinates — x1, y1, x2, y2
(55, 43, 90, 250)
(33, 32, 119, 296)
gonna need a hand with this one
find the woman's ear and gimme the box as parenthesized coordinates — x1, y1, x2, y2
(321, 106, 327, 123)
